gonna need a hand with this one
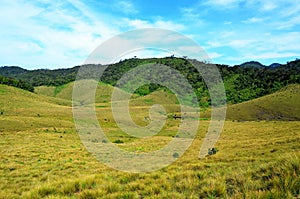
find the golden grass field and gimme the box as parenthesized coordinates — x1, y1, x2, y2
(0, 83, 299, 198)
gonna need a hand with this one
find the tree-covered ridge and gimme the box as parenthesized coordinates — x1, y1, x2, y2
(100, 57, 300, 105)
(0, 66, 81, 86)
(219, 59, 300, 103)
(0, 75, 34, 92)
(0, 58, 299, 106)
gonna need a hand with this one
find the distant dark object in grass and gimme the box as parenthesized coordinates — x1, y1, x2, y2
(113, 139, 124, 144)
(102, 139, 108, 143)
(208, 148, 218, 155)
(173, 152, 179, 158)
(270, 149, 277, 153)
(173, 114, 182, 120)
(91, 138, 99, 143)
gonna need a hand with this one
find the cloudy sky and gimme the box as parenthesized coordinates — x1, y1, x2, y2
(0, 0, 299, 69)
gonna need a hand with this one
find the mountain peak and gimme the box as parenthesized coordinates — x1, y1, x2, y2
(269, 63, 282, 68)
(240, 61, 265, 68)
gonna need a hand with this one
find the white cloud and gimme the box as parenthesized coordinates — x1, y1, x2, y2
(124, 19, 185, 31)
(206, 41, 223, 48)
(276, 15, 300, 30)
(204, 0, 243, 8)
(228, 39, 256, 48)
(242, 17, 266, 24)
(279, 2, 300, 17)
(180, 7, 205, 26)
(126, 19, 149, 28)
(0, 0, 190, 69)
(222, 51, 299, 65)
(207, 30, 300, 64)
(224, 21, 232, 25)
(114, 0, 138, 15)
(0, 0, 120, 68)
(208, 52, 223, 59)
(1, 0, 299, 68)
(85, 28, 201, 64)
(246, 52, 300, 60)
(261, 2, 278, 11)
(154, 20, 185, 31)
(220, 31, 235, 38)
(265, 32, 300, 52)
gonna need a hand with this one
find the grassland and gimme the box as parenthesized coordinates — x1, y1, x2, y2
(0, 84, 299, 198)
(35, 82, 129, 104)
(202, 84, 300, 121)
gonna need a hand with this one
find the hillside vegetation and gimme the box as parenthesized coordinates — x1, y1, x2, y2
(0, 75, 33, 92)
(1, 58, 300, 106)
(202, 84, 300, 121)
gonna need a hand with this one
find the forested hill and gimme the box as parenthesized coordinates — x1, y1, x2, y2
(0, 75, 34, 92)
(0, 66, 80, 86)
(0, 58, 299, 105)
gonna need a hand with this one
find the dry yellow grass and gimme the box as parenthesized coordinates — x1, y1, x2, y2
(0, 84, 299, 198)
(35, 81, 132, 104)
(203, 84, 300, 121)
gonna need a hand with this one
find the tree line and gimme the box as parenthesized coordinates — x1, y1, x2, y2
(0, 58, 299, 106)
(0, 75, 34, 92)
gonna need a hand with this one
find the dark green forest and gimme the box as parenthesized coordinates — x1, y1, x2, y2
(0, 58, 299, 106)
(0, 75, 34, 92)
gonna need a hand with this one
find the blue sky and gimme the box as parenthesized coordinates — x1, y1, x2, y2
(0, 0, 300, 69)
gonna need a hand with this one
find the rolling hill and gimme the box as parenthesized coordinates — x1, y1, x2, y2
(35, 81, 129, 103)
(1, 58, 300, 106)
(0, 83, 299, 198)
(35, 79, 300, 121)
(202, 84, 300, 121)
(34, 81, 300, 121)
(0, 84, 73, 132)
(227, 84, 300, 121)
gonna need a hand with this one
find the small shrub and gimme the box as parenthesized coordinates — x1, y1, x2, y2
(208, 148, 218, 155)
(101, 139, 108, 143)
(173, 152, 179, 158)
(37, 186, 56, 197)
(113, 139, 124, 144)
(91, 139, 98, 143)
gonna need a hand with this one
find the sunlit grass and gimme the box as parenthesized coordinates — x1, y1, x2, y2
(1, 120, 299, 198)
(0, 84, 299, 198)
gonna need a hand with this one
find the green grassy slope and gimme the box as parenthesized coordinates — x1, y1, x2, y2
(226, 84, 300, 121)
(35, 82, 300, 122)
(35, 82, 300, 121)
(202, 84, 300, 121)
(0, 83, 299, 198)
(0, 84, 73, 132)
(34, 85, 56, 97)
(35, 81, 129, 103)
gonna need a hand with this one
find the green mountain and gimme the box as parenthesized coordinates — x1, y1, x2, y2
(1, 58, 300, 106)
(239, 61, 265, 69)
